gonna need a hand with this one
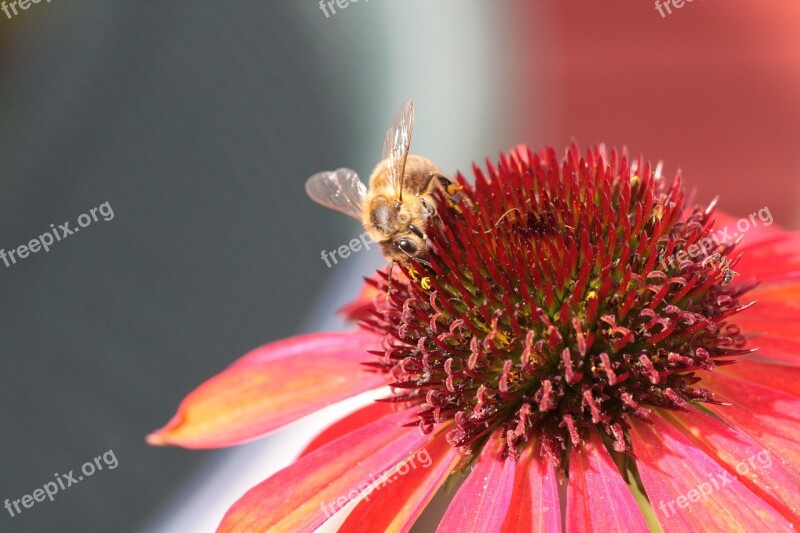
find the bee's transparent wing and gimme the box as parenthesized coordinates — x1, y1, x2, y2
(305, 168, 367, 221)
(381, 100, 414, 197)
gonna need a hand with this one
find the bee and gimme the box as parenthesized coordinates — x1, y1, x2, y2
(305, 100, 460, 267)
(703, 253, 739, 286)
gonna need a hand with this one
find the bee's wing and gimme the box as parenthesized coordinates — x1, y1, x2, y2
(381, 100, 414, 198)
(305, 168, 367, 221)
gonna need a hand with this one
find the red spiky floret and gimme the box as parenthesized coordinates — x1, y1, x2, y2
(360, 143, 755, 467)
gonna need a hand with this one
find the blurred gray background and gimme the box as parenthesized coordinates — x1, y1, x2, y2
(0, 2, 510, 531)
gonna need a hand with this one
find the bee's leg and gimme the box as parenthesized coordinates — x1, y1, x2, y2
(419, 197, 436, 220)
(429, 172, 465, 197)
(426, 171, 471, 212)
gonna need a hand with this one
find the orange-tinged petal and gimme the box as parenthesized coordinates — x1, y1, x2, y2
(501, 443, 562, 533)
(731, 279, 800, 366)
(437, 430, 516, 533)
(147, 331, 387, 448)
(218, 409, 429, 532)
(340, 432, 460, 533)
(566, 429, 648, 532)
(747, 277, 800, 306)
(630, 413, 793, 531)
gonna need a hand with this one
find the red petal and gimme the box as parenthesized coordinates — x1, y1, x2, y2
(501, 443, 562, 533)
(339, 433, 461, 533)
(298, 401, 393, 459)
(726, 230, 800, 282)
(566, 429, 648, 532)
(713, 212, 787, 251)
(741, 336, 800, 366)
(218, 409, 429, 532)
(667, 408, 800, 525)
(630, 413, 792, 531)
(438, 430, 516, 533)
(147, 331, 387, 448)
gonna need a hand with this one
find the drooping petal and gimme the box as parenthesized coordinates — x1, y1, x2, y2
(703, 369, 800, 477)
(299, 401, 393, 458)
(630, 413, 793, 531)
(566, 429, 648, 532)
(501, 443, 562, 533)
(666, 408, 800, 526)
(147, 331, 387, 448)
(437, 430, 516, 533)
(218, 409, 429, 532)
(339, 432, 461, 533)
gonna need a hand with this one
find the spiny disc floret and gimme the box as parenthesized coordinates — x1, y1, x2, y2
(361, 143, 753, 465)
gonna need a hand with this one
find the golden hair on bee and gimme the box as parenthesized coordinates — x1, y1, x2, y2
(305, 100, 464, 268)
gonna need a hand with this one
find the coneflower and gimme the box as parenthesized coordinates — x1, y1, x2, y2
(149, 143, 800, 532)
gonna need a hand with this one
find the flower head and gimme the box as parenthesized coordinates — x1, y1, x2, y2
(363, 143, 755, 467)
(149, 143, 800, 532)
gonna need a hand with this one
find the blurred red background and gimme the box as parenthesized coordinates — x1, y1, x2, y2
(515, 0, 800, 227)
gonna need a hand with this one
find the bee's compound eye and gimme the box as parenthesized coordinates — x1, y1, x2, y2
(396, 239, 417, 255)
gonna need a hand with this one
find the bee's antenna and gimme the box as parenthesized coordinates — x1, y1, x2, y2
(494, 208, 521, 228)
(472, 208, 522, 234)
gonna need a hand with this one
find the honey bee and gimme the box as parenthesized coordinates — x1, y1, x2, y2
(305, 100, 460, 266)
(703, 253, 739, 286)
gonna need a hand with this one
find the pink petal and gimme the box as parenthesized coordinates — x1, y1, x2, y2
(438, 430, 517, 533)
(147, 330, 387, 448)
(340, 433, 461, 533)
(703, 369, 800, 477)
(299, 402, 393, 458)
(630, 413, 792, 531)
(566, 429, 649, 532)
(667, 407, 800, 525)
(713, 212, 787, 251)
(218, 408, 429, 532)
(501, 443, 562, 533)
